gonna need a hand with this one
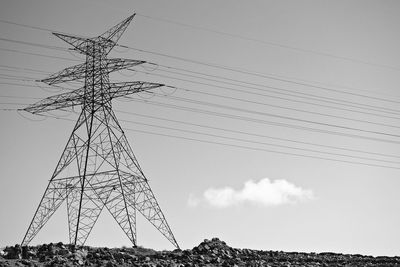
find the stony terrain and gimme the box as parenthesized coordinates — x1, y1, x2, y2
(1, 238, 399, 266)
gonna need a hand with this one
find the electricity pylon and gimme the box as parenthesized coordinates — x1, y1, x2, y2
(21, 14, 179, 249)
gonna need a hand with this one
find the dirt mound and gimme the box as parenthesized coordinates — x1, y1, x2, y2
(1, 238, 399, 266)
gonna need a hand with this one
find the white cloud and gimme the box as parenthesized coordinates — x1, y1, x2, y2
(189, 178, 314, 208)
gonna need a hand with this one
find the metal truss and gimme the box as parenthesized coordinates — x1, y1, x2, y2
(21, 13, 179, 249)
(24, 81, 163, 114)
(41, 59, 145, 85)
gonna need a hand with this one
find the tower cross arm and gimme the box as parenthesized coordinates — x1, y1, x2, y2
(24, 88, 83, 114)
(52, 13, 135, 57)
(52, 33, 92, 56)
(24, 81, 165, 114)
(41, 58, 145, 85)
(108, 81, 164, 99)
(40, 62, 87, 85)
(97, 13, 135, 55)
(105, 58, 145, 74)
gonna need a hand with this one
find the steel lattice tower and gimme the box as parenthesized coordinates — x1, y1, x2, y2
(21, 14, 179, 249)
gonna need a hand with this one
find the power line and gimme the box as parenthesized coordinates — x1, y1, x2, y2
(0, 81, 77, 94)
(4, 56, 397, 122)
(0, 18, 57, 33)
(4, 81, 399, 159)
(124, 46, 400, 102)
(0, 73, 37, 81)
(32, 113, 400, 171)
(5, 39, 399, 118)
(135, 13, 400, 72)
(131, 69, 400, 127)
(0, 95, 40, 100)
(3, 58, 400, 126)
(118, 119, 400, 166)
(2, 20, 400, 148)
(0, 64, 50, 74)
(1, 36, 400, 114)
(150, 62, 400, 104)
(7, 91, 400, 154)
(0, 102, 30, 105)
(126, 129, 400, 170)
(3, 11, 399, 72)
(0, 81, 38, 87)
(0, 19, 91, 39)
(124, 97, 400, 145)
(115, 109, 400, 160)
(0, 37, 67, 52)
(5, 98, 399, 160)
(1, 19, 398, 100)
(137, 68, 400, 116)
(6, 91, 400, 145)
(133, 70, 400, 120)
(0, 47, 80, 62)
(4, 63, 400, 128)
(169, 86, 400, 130)
(143, 92, 400, 139)
(3, 62, 400, 138)
(149, 62, 400, 101)
(3, 37, 399, 115)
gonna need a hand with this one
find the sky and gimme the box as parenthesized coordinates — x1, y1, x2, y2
(1, 0, 400, 256)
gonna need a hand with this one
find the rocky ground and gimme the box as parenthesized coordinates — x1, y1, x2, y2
(1, 238, 399, 266)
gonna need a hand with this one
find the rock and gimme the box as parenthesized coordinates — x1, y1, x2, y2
(57, 248, 70, 256)
(19, 259, 32, 266)
(73, 249, 87, 265)
(3, 245, 22, 260)
(1, 240, 399, 267)
(105, 261, 117, 267)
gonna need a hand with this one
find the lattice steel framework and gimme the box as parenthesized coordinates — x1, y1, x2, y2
(21, 14, 179, 249)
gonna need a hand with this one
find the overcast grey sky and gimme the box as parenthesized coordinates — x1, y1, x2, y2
(1, 0, 400, 256)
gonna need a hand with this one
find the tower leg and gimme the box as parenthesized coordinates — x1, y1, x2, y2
(102, 110, 179, 248)
(102, 177, 137, 245)
(21, 114, 87, 246)
(21, 178, 79, 245)
(123, 173, 179, 249)
(67, 182, 106, 245)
